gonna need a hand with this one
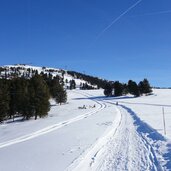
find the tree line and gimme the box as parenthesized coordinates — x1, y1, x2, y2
(0, 73, 67, 122)
(67, 71, 108, 89)
(104, 79, 152, 97)
(0, 66, 65, 80)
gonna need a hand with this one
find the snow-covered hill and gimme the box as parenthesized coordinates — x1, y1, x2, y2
(0, 64, 98, 89)
(0, 65, 171, 170)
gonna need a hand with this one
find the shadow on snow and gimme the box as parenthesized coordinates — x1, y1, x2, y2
(74, 95, 171, 108)
(74, 94, 171, 170)
(120, 104, 171, 170)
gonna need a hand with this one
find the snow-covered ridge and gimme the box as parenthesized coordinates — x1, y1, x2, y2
(0, 64, 97, 89)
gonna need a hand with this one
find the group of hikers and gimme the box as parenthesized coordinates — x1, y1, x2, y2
(78, 102, 118, 109)
(78, 102, 118, 110)
(78, 104, 96, 109)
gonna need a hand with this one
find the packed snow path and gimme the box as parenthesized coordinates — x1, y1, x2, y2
(68, 105, 164, 171)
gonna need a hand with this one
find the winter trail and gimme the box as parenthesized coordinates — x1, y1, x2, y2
(95, 106, 162, 171)
(68, 104, 164, 171)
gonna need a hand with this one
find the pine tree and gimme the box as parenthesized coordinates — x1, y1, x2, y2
(113, 81, 123, 96)
(0, 79, 10, 122)
(122, 83, 128, 95)
(30, 75, 50, 120)
(70, 80, 76, 90)
(17, 78, 33, 120)
(140, 78, 152, 95)
(48, 78, 60, 98)
(55, 84, 67, 105)
(104, 83, 113, 97)
(127, 80, 140, 97)
(138, 81, 144, 95)
(8, 79, 18, 121)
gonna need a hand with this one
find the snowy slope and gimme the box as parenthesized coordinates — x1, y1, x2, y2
(0, 64, 94, 88)
(0, 90, 117, 171)
(0, 89, 171, 171)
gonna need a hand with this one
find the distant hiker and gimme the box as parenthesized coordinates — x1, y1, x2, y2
(116, 102, 118, 105)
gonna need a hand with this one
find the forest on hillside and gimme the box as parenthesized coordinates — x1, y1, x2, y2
(0, 73, 67, 122)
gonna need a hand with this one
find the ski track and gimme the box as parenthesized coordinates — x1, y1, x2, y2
(67, 97, 166, 171)
(66, 106, 122, 171)
(95, 105, 162, 171)
(1, 90, 170, 170)
(0, 91, 106, 149)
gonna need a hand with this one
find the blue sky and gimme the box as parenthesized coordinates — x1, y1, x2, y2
(0, 0, 171, 87)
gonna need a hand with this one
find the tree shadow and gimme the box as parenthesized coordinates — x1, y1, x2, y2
(163, 143, 171, 169)
(5, 118, 25, 124)
(74, 95, 171, 108)
(119, 101, 171, 108)
(120, 105, 171, 170)
(73, 95, 134, 101)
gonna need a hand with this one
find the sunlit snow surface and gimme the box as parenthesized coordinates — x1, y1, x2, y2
(0, 89, 171, 171)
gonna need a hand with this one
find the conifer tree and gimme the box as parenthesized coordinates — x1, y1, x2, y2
(138, 81, 144, 95)
(138, 78, 152, 95)
(0, 79, 10, 122)
(113, 81, 123, 96)
(30, 75, 50, 120)
(122, 83, 128, 95)
(127, 80, 140, 97)
(17, 78, 33, 120)
(55, 84, 67, 105)
(8, 79, 18, 121)
(48, 78, 61, 98)
(104, 83, 113, 97)
(70, 80, 76, 89)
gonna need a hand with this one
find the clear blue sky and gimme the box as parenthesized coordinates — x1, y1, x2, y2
(0, 0, 171, 87)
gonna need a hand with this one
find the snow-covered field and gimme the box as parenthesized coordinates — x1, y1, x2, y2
(0, 89, 171, 171)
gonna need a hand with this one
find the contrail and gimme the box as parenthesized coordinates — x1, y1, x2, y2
(96, 0, 143, 40)
(131, 10, 171, 17)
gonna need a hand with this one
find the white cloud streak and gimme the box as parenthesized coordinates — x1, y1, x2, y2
(96, 0, 143, 39)
(131, 10, 171, 17)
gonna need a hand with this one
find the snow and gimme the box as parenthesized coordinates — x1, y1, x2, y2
(66, 90, 171, 171)
(109, 89, 171, 139)
(0, 89, 171, 171)
(1, 64, 95, 88)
